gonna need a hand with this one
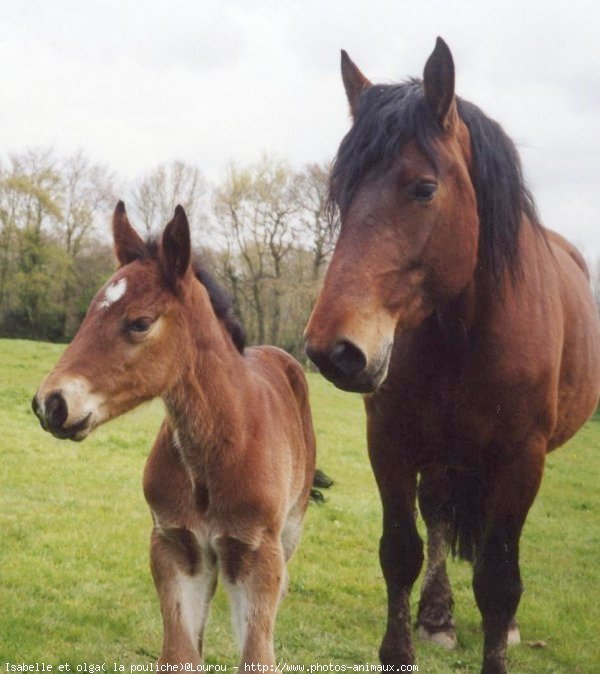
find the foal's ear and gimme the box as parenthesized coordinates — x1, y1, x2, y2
(341, 50, 372, 118)
(113, 201, 145, 267)
(423, 37, 457, 132)
(161, 205, 191, 285)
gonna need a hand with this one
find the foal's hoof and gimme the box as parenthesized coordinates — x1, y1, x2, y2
(507, 623, 521, 646)
(416, 624, 457, 650)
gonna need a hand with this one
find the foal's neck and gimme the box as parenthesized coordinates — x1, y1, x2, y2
(163, 283, 248, 475)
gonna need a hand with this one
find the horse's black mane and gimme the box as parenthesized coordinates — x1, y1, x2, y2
(329, 78, 540, 284)
(139, 239, 245, 353)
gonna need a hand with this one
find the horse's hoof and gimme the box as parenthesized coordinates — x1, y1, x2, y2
(507, 623, 521, 646)
(416, 624, 457, 650)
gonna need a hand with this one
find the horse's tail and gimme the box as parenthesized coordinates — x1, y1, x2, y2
(448, 466, 486, 562)
(310, 468, 333, 504)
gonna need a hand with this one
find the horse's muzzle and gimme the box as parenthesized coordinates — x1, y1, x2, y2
(305, 339, 391, 393)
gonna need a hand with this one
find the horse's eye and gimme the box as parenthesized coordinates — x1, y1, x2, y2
(128, 317, 154, 333)
(412, 181, 438, 201)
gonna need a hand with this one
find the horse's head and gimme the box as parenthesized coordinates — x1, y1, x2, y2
(305, 38, 480, 392)
(32, 202, 201, 440)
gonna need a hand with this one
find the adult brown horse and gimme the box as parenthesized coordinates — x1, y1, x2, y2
(33, 203, 320, 666)
(305, 38, 600, 674)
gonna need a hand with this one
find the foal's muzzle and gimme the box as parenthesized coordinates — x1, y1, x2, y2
(305, 338, 390, 393)
(32, 390, 91, 441)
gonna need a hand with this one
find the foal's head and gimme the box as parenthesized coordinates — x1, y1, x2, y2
(305, 38, 535, 392)
(33, 203, 234, 441)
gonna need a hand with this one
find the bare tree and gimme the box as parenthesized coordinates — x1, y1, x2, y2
(60, 150, 115, 256)
(296, 161, 335, 279)
(213, 156, 301, 344)
(131, 161, 207, 236)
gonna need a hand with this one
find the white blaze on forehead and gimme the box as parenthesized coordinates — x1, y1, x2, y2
(99, 277, 127, 309)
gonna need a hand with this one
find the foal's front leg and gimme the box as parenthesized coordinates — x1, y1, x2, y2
(219, 533, 285, 666)
(150, 526, 217, 665)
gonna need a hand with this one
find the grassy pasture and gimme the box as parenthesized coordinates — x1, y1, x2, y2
(1, 338, 599, 673)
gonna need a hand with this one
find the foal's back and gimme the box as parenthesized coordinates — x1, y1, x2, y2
(244, 345, 317, 505)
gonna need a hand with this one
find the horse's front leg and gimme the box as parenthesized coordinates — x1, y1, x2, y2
(473, 444, 545, 674)
(218, 533, 285, 666)
(368, 425, 423, 666)
(150, 526, 217, 665)
(416, 464, 456, 649)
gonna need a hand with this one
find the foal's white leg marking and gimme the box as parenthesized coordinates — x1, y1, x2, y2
(175, 561, 217, 646)
(99, 277, 127, 309)
(224, 581, 249, 652)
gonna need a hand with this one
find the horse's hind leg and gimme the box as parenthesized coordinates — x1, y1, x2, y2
(150, 526, 217, 665)
(415, 465, 457, 649)
(507, 616, 521, 646)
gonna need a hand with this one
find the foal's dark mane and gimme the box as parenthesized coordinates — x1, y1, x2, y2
(136, 239, 245, 353)
(193, 262, 246, 353)
(329, 79, 541, 284)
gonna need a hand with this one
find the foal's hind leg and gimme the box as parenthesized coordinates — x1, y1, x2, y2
(415, 465, 456, 649)
(279, 506, 305, 600)
(150, 527, 217, 665)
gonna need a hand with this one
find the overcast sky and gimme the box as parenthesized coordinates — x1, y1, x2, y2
(1, 0, 599, 256)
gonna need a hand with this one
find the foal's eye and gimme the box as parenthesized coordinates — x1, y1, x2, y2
(411, 181, 438, 202)
(128, 317, 154, 334)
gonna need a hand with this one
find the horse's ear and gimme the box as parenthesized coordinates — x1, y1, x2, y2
(423, 37, 457, 132)
(161, 205, 191, 285)
(112, 201, 144, 267)
(341, 50, 372, 118)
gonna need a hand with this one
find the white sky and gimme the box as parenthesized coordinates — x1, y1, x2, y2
(1, 0, 599, 256)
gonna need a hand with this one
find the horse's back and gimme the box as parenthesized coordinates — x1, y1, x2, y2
(546, 228, 590, 280)
(546, 230, 600, 449)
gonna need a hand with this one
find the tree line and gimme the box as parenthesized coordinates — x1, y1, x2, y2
(2, 148, 599, 360)
(0, 149, 334, 360)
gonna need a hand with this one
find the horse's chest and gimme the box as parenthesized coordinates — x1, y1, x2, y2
(382, 339, 499, 465)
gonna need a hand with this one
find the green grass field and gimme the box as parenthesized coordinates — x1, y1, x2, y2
(1, 338, 599, 673)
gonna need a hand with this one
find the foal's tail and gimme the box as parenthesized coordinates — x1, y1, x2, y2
(310, 468, 333, 504)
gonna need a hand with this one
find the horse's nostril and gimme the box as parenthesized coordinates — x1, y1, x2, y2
(306, 339, 367, 381)
(44, 391, 68, 430)
(329, 340, 367, 379)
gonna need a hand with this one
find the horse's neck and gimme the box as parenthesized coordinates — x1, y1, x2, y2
(457, 215, 547, 332)
(163, 311, 249, 476)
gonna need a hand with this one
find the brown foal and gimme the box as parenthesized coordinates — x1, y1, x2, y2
(305, 38, 600, 674)
(33, 203, 317, 666)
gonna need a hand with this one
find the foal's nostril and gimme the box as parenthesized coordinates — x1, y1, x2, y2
(329, 340, 367, 379)
(306, 339, 367, 381)
(31, 395, 41, 418)
(44, 391, 68, 430)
